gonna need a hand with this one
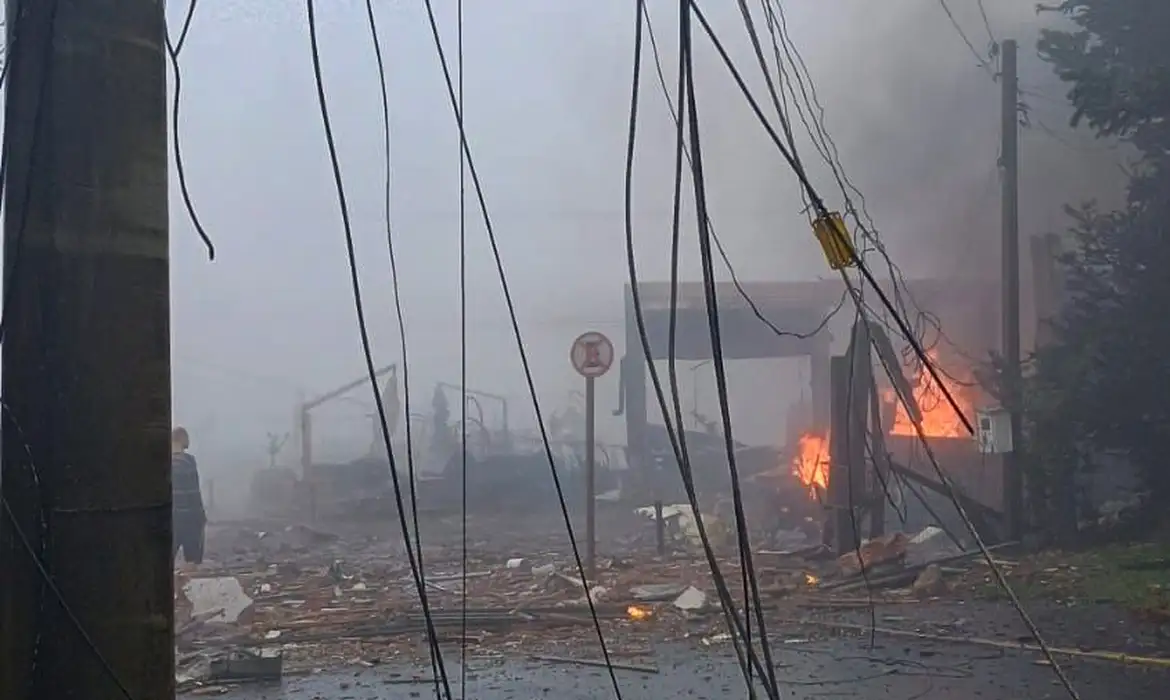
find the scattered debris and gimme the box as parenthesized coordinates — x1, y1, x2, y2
(631, 583, 689, 602)
(181, 514, 1022, 680)
(837, 533, 908, 577)
(182, 576, 255, 624)
(912, 564, 948, 599)
(529, 654, 659, 674)
(208, 650, 283, 683)
(673, 586, 707, 612)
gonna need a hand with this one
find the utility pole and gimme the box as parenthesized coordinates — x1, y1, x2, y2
(1000, 39, 1024, 540)
(0, 2, 173, 699)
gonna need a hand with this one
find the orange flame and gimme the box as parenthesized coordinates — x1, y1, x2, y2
(887, 351, 973, 438)
(791, 432, 830, 496)
(627, 605, 652, 621)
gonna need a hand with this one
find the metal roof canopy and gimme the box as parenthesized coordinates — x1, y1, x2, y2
(619, 277, 995, 498)
(625, 278, 989, 360)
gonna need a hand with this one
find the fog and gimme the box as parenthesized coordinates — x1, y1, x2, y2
(168, 1, 1127, 497)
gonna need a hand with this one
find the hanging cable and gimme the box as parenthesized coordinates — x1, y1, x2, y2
(456, 1, 470, 696)
(303, 3, 452, 697)
(867, 321, 1082, 699)
(976, 0, 998, 51)
(624, 1, 777, 693)
(641, 5, 848, 343)
(164, 0, 216, 260)
(690, 4, 1082, 696)
(679, 2, 781, 695)
(419, 2, 623, 696)
(360, 2, 443, 696)
(759, 0, 930, 351)
(690, 0, 973, 436)
(936, 0, 996, 76)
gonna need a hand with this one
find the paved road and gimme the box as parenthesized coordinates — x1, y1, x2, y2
(184, 635, 1166, 700)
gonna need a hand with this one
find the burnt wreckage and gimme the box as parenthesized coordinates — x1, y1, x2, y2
(614, 279, 1006, 544)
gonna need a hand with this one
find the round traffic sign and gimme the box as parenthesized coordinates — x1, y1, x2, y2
(570, 331, 614, 378)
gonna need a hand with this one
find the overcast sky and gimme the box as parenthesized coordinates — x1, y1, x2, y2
(167, 1, 1127, 467)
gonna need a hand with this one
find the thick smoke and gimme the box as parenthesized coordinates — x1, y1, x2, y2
(541, 1, 1127, 446)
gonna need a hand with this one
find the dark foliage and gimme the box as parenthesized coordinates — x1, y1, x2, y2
(1026, 1, 1170, 537)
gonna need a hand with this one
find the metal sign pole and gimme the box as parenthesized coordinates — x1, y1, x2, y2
(584, 375, 597, 581)
(569, 330, 613, 585)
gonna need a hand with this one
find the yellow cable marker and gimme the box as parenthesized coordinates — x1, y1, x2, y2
(812, 211, 856, 270)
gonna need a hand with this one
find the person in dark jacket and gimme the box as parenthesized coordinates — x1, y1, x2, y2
(172, 426, 206, 566)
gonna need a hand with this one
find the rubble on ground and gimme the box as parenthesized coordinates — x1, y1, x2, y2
(176, 509, 1011, 694)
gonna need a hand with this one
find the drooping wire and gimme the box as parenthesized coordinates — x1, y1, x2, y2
(759, 0, 944, 356)
(456, 0, 470, 696)
(164, 0, 216, 261)
(976, 0, 998, 52)
(679, 6, 781, 697)
(690, 3, 1082, 696)
(625, 2, 775, 692)
(759, 0, 935, 359)
(641, 5, 848, 342)
(359, 2, 444, 697)
(690, 0, 973, 436)
(866, 323, 1082, 700)
(1, 499, 137, 700)
(418, 1, 623, 696)
(0, 5, 168, 697)
(936, 0, 995, 76)
(303, 3, 452, 698)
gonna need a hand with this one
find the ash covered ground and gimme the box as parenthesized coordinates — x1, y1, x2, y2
(176, 506, 1170, 699)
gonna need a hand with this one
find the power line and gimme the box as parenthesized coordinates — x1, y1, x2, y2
(679, 3, 782, 695)
(640, 6, 848, 342)
(359, 1, 444, 697)
(624, 1, 778, 694)
(164, 0, 216, 260)
(689, 3, 1082, 696)
(455, 0, 470, 696)
(759, 0, 954, 365)
(3, 408, 139, 699)
(976, 0, 998, 49)
(936, 0, 996, 76)
(418, 1, 624, 695)
(866, 323, 1083, 699)
(690, 0, 974, 435)
(303, 3, 453, 697)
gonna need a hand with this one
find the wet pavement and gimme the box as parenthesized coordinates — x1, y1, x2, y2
(182, 636, 1166, 699)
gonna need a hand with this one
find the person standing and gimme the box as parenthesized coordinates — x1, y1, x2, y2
(172, 426, 206, 566)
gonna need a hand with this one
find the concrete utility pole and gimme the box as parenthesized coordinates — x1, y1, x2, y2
(0, 2, 173, 698)
(1000, 39, 1024, 540)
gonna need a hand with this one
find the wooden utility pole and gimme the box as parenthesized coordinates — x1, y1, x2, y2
(828, 349, 869, 555)
(1000, 39, 1024, 540)
(0, 2, 173, 699)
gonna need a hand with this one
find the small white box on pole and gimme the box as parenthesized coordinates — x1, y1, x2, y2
(975, 406, 1013, 454)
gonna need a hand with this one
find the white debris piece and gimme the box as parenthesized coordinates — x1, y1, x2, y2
(672, 585, 707, 611)
(182, 576, 254, 624)
(634, 503, 720, 548)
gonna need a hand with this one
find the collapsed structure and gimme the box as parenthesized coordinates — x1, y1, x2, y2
(616, 279, 1006, 547)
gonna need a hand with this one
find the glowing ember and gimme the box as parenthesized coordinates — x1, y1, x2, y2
(804, 573, 819, 586)
(887, 350, 974, 438)
(626, 605, 652, 621)
(791, 432, 830, 496)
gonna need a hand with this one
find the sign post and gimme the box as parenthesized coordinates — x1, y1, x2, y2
(570, 331, 614, 581)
